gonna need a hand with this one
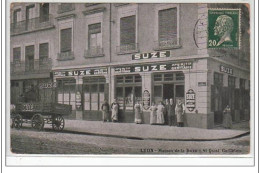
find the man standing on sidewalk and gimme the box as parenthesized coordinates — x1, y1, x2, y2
(175, 99, 185, 127)
(101, 99, 110, 122)
(111, 99, 119, 122)
(167, 98, 175, 126)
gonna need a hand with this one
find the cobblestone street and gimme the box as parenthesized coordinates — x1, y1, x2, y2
(10, 127, 250, 155)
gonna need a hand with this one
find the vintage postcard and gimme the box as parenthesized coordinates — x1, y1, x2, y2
(6, 0, 254, 166)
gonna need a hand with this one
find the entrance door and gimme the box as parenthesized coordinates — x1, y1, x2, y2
(163, 84, 174, 100)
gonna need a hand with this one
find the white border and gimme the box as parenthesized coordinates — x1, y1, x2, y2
(2, 0, 258, 170)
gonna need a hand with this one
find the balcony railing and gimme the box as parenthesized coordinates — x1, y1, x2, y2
(57, 51, 74, 61)
(10, 15, 54, 35)
(10, 58, 52, 75)
(84, 47, 104, 58)
(154, 37, 181, 50)
(116, 43, 139, 54)
(58, 4, 75, 14)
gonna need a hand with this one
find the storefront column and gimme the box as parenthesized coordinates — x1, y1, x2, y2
(141, 72, 152, 124)
(76, 76, 83, 120)
(110, 68, 115, 104)
(234, 77, 240, 122)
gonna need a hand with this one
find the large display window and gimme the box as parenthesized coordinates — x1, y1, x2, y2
(57, 78, 76, 110)
(115, 75, 142, 111)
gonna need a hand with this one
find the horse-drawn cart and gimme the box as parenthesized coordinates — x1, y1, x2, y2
(11, 82, 72, 131)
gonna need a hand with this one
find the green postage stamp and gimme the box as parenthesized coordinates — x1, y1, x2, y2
(208, 9, 240, 48)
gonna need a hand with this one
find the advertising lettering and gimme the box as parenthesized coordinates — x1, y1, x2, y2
(132, 51, 170, 60)
(53, 68, 108, 77)
(186, 89, 196, 112)
(220, 65, 233, 75)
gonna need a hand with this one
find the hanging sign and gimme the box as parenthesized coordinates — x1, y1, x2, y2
(220, 65, 233, 75)
(53, 68, 108, 77)
(142, 90, 150, 110)
(132, 51, 170, 60)
(115, 62, 193, 74)
(186, 89, 196, 112)
(39, 82, 57, 89)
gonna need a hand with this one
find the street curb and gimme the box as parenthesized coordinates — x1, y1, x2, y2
(59, 129, 250, 142)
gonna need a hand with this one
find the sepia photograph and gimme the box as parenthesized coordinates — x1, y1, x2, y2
(6, 1, 254, 166)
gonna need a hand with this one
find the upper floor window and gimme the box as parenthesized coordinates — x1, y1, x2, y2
(117, 4, 138, 54)
(240, 78, 246, 89)
(26, 5, 35, 20)
(13, 9, 21, 23)
(120, 15, 136, 51)
(13, 47, 21, 63)
(39, 43, 49, 65)
(154, 4, 180, 50)
(60, 28, 72, 53)
(39, 3, 49, 22)
(228, 76, 236, 88)
(58, 3, 75, 14)
(214, 72, 223, 86)
(88, 23, 102, 48)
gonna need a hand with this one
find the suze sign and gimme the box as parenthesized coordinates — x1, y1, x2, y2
(53, 68, 108, 77)
(186, 89, 196, 112)
(115, 62, 192, 73)
(220, 65, 233, 75)
(132, 51, 170, 60)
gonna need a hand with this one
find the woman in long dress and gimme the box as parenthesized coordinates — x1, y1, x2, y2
(134, 101, 142, 124)
(149, 102, 157, 124)
(223, 105, 232, 129)
(156, 101, 165, 124)
(111, 99, 119, 122)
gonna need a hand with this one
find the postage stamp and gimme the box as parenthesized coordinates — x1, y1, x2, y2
(208, 9, 240, 48)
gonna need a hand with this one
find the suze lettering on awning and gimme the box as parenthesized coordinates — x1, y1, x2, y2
(53, 68, 108, 77)
(114, 62, 192, 73)
(132, 51, 170, 60)
(220, 65, 233, 75)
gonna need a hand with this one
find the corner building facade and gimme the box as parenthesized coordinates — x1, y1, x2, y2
(47, 3, 250, 128)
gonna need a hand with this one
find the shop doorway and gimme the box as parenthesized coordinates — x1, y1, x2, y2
(163, 84, 174, 100)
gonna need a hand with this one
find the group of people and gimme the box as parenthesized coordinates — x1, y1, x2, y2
(101, 98, 186, 127)
(149, 98, 185, 127)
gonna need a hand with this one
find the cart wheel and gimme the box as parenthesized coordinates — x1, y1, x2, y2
(13, 114, 22, 129)
(31, 114, 44, 131)
(52, 115, 65, 131)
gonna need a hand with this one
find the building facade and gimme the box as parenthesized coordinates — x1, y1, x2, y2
(10, 3, 250, 129)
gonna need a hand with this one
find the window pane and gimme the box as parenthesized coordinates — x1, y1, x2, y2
(91, 84, 98, 92)
(116, 76, 124, 84)
(125, 87, 133, 110)
(116, 87, 123, 97)
(154, 74, 162, 81)
(176, 72, 184, 80)
(154, 85, 162, 97)
(99, 84, 104, 92)
(39, 43, 48, 62)
(13, 47, 21, 62)
(134, 75, 142, 83)
(135, 86, 142, 102)
(120, 15, 136, 45)
(164, 73, 173, 81)
(60, 28, 72, 52)
(175, 85, 184, 97)
(125, 76, 133, 83)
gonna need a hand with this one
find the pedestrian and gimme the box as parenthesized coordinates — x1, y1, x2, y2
(223, 105, 232, 129)
(149, 102, 157, 125)
(111, 98, 119, 122)
(175, 99, 185, 127)
(156, 101, 165, 125)
(101, 99, 110, 122)
(167, 98, 175, 126)
(134, 100, 143, 124)
(164, 99, 169, 125)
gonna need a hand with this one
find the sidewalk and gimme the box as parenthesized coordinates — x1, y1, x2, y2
(63, 120, 250, 141)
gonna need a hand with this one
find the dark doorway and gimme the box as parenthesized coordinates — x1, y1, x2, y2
(163, 84, 174, 100)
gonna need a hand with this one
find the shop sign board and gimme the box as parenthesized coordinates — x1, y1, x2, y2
(186, 89, 196, 112)
(53, 68, 108, 77)
(220, 65, 233, 75)
(198, 82, 207, 87)
(142, 90, 150, 110)
(132, 51, 170, 60)
(115, 62, 193, 74)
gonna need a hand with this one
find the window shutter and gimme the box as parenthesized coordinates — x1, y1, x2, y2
(13, 47, 21, 62)
(158, 8, 177, 41)
(120, 15, 136, 45)
(39, 43, 48, 58)
(60, 28, 72, 52)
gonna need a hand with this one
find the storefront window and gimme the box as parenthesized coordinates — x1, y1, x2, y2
(164, 73, 173, 81)
(115, 75, 142, 111)
(154, 74, 163, 81)
(175, 85, 184, 97)
(57, 78, 76, 110)
(83, 77, 106, 111)
(176, 72, 184, 80)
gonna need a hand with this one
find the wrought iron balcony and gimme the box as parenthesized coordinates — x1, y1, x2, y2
(10, 58, 52, 75)
(84, 47, 104, 58)
(10, 15, 54, 35)
(154, 37, 181, 50)
(57, 4, 75, 14)
(116, 43, 139, 54)
(57, 51, 74, 61)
